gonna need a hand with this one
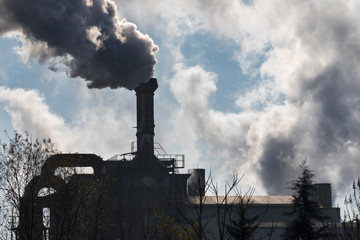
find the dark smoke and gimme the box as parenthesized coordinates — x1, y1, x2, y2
(258, 137, 296, 195)
(258, 63, 360, 195)
(0, 0, 158, 90)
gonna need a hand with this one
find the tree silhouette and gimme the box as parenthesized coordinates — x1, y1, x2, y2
(0, 131, 107, 240)
(341, 178, 360, 239)
(282, 160, 331, 240)
(225, 191, 261, 240)
(0, 131, 58, 239)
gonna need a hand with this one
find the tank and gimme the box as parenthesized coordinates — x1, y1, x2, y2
(313, 183, 332, 208)
(187, 168, 205, 196)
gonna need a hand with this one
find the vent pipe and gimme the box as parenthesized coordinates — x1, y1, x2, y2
(187, 169, 205, 196)
(134, 78, 158, 157)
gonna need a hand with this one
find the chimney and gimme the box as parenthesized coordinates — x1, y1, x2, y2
(135, 78, 158, 157)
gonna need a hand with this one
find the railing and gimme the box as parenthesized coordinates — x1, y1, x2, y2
(157, 154, 185, 169)
(131, 142, 170, 155)
(108, 142, 185, 169)
(107, 153, 134, 161)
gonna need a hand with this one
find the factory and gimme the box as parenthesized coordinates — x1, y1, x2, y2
(16, 79, 340, 240)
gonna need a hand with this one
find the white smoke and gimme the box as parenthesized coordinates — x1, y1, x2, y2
(155, 0, 360, 200)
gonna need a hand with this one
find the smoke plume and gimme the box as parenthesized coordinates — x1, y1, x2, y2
(166, 0, 360, 199)
(0, 0, 158, 90)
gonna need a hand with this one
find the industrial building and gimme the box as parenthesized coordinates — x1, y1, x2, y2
(15, 78, 340, 240)
(186, 182, 340, 239)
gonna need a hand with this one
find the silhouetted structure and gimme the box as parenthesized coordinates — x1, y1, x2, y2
(16, 78, 189, 239)
(15, 78, 340, 240)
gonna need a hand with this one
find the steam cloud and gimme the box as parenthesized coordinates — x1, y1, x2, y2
(0, 0, 158, 90)
(166, 0, 360, 199)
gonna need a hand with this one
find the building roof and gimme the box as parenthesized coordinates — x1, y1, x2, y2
(188, 195, 294, 205)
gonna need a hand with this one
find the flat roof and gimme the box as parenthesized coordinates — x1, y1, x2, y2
(188, 195, 294, 205)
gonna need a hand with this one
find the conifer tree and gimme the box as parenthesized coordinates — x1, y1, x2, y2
(226, 196, 260, 240)
(282, 160, 331, 240)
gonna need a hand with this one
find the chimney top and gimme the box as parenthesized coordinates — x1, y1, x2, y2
(135, 78, 158, 93)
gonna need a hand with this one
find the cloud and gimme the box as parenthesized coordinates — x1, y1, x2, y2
(0, 86, 136, 158)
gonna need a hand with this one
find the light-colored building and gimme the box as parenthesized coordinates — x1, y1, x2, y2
(187, 172, 340, 239)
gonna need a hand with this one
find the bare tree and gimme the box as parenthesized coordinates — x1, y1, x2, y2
(207, 174, 243, 240)
(225, 188, 261, 240)
(341, 178, 360, 240)
(0, 131, 109, 240)
(167, 171, 212, 240)
(0, 131, 58, 240)
(169, 172, 271, 240)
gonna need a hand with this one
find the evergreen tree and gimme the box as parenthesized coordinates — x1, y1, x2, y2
(226, 196, 260, 240)
(282, 160, 331, 240)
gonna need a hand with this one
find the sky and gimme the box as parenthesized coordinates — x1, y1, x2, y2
(1, 0, 360, 207)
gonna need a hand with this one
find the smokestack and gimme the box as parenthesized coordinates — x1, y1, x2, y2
(135, 78, 158, 157)
(130, 78, 164, 168)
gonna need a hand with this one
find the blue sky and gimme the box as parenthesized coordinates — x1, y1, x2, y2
(1, 0, 360, 206)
